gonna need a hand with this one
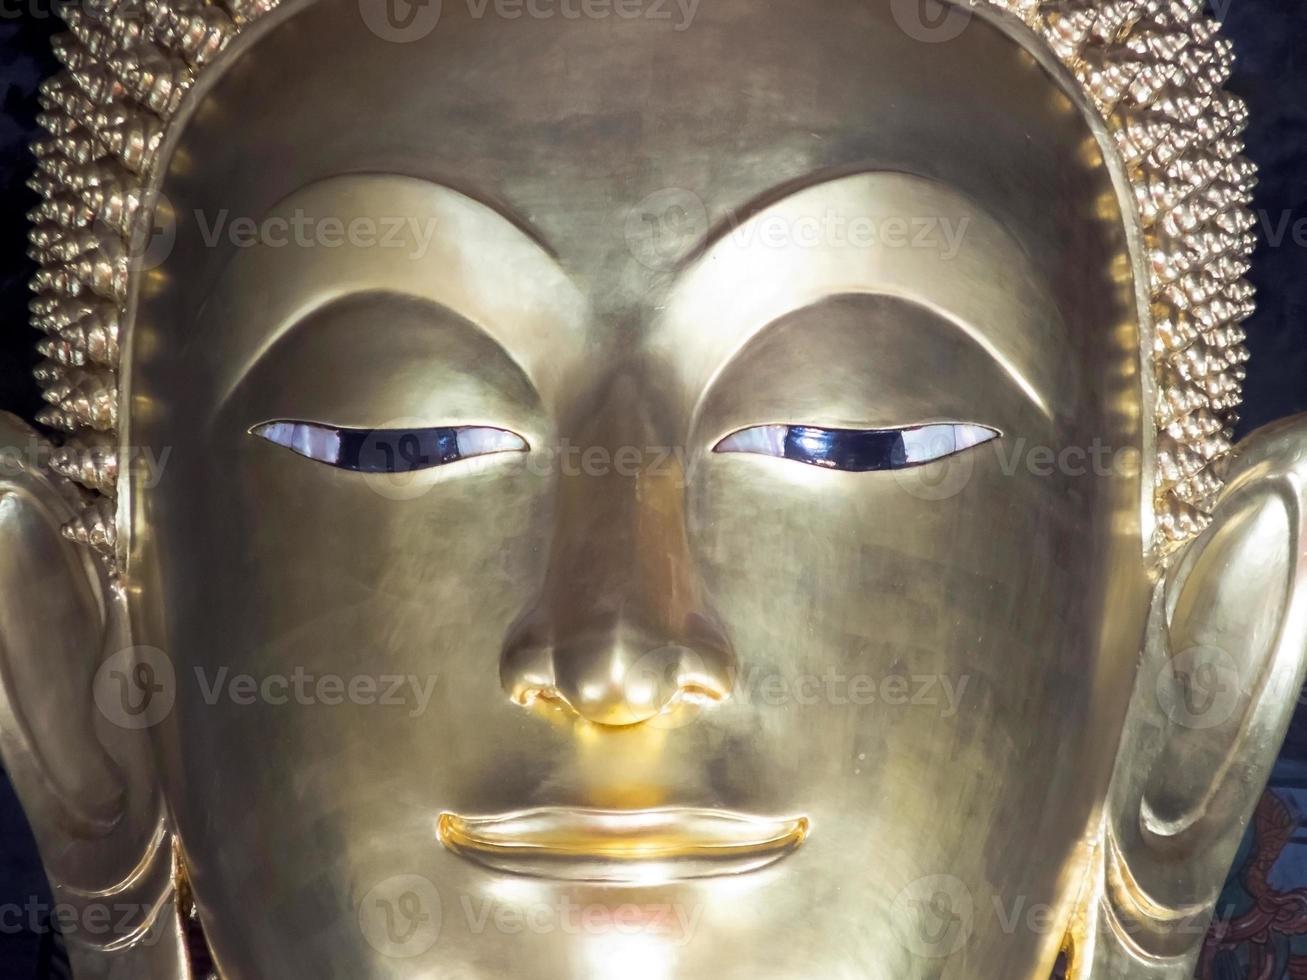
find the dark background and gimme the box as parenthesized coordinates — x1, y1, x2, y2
(0, 0, 1305, 975)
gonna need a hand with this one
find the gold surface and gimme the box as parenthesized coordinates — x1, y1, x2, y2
(0, 0, 1299, 978)
(437, 808, 810, 881)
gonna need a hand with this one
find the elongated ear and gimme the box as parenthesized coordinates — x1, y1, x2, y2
(1076, 413, 1307, 979)
(0, 412, 188, 979)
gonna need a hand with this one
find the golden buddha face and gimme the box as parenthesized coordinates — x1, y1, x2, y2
(123, 2, 1146, 976)
(4, 1, 1305, 979)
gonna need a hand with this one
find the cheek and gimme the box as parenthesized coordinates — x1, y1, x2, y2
(162, 425, 552, 645)
(136, 434, 556, 801)
(690, 450, 1093, 658)
(686, 449, 1105, 785)
(680, 451, 1116, 935)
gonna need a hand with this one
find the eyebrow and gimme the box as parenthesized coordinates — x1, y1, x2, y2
(209, 174, 584, 414)
(673, 165, 893, 274)
(656, 171, 1058, 421)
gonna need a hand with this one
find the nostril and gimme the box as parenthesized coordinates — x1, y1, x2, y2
(549, 634, 734, 728)
(629, 642, 732, 707)
(501, 606, 737, 727)
(499, 615, 557, 707)
(552, 639, 672, 727)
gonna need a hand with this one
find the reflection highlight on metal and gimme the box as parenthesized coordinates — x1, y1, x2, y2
(0, 0, 1296, 976)
(251, 420, 528, 472)
(714, 422, 1000, 471)
(437, 808, 811, 882)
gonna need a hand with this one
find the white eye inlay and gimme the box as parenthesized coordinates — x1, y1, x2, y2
(715, 424, 790, 457)
(899, 423, 998, 464)
(455, 426, 527, 458)
(251, 421, 528, 473)
(713, 422, 1000, 472)
(258, 421, 344, 463)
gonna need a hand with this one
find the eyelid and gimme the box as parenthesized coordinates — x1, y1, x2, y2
(713, 422, 1000, 472)
(251, 420, 528, 473)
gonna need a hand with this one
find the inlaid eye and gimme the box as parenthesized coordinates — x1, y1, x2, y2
(251, 421, 527, 473)
(713, 423, 999, 471)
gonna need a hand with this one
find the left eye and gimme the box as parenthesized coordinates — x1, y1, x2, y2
(251, 421, 528, 473)
(713, 423, 999, 471)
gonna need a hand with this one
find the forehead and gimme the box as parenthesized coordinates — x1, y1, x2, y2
(133, 0, 1139, 443)
(150, 0, 1126, 289)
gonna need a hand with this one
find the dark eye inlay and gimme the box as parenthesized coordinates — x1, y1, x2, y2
(252, 421, 528, 473)
(714, 423, 1000, 471)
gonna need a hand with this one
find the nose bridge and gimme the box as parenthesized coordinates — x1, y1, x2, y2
(558, 387, 694, 638)
(500, 377, 735, 726)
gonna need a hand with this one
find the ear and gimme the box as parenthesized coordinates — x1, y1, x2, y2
(0, 413, 189, 979)
(1077, 413, 1307, 980)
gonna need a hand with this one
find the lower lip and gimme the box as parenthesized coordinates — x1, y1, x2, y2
(437, 807, 810, 883)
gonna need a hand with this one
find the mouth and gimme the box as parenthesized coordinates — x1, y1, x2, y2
(437, 807, 810, 882)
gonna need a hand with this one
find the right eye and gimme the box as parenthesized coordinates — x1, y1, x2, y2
(251, 421, 527, 473)
(714, 422, 999, 471)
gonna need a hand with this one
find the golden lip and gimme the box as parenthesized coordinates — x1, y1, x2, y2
(437, 807, 810, 882)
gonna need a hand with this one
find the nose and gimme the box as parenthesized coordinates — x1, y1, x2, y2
(500, 381, 736, 727)
(503, 608, 735, 726)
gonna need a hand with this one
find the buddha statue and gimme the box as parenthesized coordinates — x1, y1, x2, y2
(2, 0, 1305, 976)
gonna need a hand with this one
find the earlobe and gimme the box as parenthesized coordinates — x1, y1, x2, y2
(0, 433, 123, 836)
(1142, 484, 1294, 846)
(0, 412, 189, 978)
(1074, 413, 1307, 979)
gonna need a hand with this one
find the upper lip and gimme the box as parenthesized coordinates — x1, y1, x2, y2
(438, 806, 810, 882)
